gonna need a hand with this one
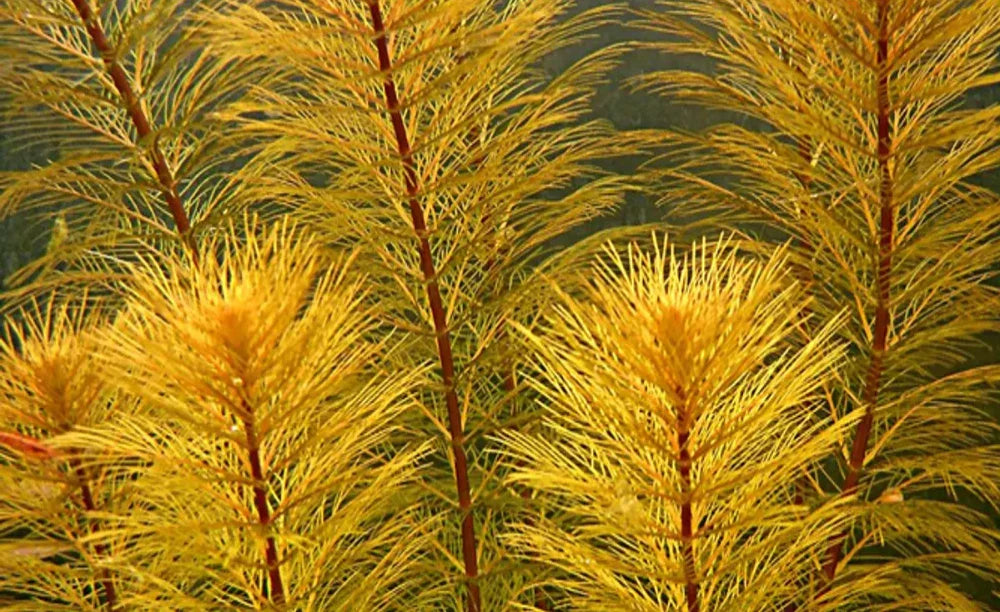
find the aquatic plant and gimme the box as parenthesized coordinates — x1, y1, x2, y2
(636, 0, 1000, 608)
(0, 0, 998, 610)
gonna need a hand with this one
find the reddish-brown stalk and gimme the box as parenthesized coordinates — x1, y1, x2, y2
(819, 0, 894, 588)
(69, 0, 197, 263)
(0, 435, 118, 609)
(68, 456, 118, 611)
(0, 430, 56, 459)
(366, 2, 481, 609)
(240, 401, 285, 604)
(676, 391, 699, 612)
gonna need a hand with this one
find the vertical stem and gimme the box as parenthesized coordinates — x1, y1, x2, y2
(241, 405, 285, 604)
(678, 426, 699, 612)
(366, 3, 481, 610)
(820, 0, 894, 584)
(69, 0, 197, 262)
(670, 387, 699, 612)
(69, 456, 118, 612)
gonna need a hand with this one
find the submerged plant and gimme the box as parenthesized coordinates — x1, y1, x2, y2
(45, 218, 436, 610)
(196, 0, 633, 607)
(636, 0, 1000, 607)
(497, 236, 856, 610)
(0, 0, 998, 609)
(0, 296, 131, 610)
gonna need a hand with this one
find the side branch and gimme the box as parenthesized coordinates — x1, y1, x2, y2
(366, 3, 482, 610)
(69, 0, 197, 260)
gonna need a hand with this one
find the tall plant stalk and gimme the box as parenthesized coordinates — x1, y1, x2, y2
(0, 0, 268, 305)
(821, 0, 895, 584)
(68, 0, 194, 255)
(239, 397, 285, 604)
(0, 298, 127, 610)
(68, 456, 118, 611)
(366, 1, 481, 607)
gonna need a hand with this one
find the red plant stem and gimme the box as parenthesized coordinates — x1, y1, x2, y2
(820, 0, 894, 585)
(0, 430, 56, 460)
(241, 408, 285, 604)
(366, 3, 481, 610)
(69, 456, 118, 611)
(69, 0, 197, 262)
(678, 426, 699, 612)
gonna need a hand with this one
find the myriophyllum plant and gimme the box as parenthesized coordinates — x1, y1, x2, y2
(496, 236, 857, 611)
(635, 0, 1000, 607)
(0, 0, 269, 301)
(1, 0, 999, 609)
(0, 0, 635, 607)
(0, 296, 133, 610)
(197, 0, 632, 608)
(3, 218, 439, 610)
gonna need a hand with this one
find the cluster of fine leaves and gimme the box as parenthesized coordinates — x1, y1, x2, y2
(1, 0, 999, 610)
(193, 0, 635, 607)
(498, 236, 857, 610)
(636, 0, 1000, 608)
(2, 219, 440, 610)
(0, 0, 268, 304)
(0, 296, 131, 610)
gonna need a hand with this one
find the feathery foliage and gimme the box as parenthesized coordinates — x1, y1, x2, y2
(635, 0, 1000, 608)
(497, 236, 858, 610)
(0, 0, 267, 303)
(0, 296, 132, 610)
(1, 0, 999, 609)
(195, 0, 632, 607)
(28, 218, 436, 610)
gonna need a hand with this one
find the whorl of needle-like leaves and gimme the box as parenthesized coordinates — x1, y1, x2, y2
(45, 217, 439, 610)
(0, 0, 271, 307)
(0, 296, 133, 610)
(633, 1, 1000, 607)
(497, 235, 857, 611)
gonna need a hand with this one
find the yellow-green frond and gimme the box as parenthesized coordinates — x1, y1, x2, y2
(497, 235, 857, 610)
(44, 216, 440, 609)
